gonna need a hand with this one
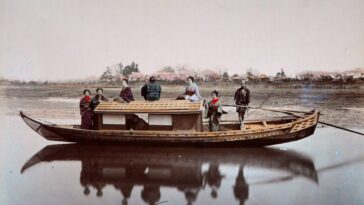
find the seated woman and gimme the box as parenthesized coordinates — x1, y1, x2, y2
(177, 76, 202, 102)
(204, 90, 223, 132)
(79, 89, 92, 129)
(116, 79, 135, 103)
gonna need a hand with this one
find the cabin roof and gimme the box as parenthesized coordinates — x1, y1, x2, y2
(94, 100, 203, 114)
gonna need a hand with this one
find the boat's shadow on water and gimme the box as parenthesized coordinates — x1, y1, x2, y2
(21, 144, 318, 205)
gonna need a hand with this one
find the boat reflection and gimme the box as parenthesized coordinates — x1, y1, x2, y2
(22, 145, 318, 205)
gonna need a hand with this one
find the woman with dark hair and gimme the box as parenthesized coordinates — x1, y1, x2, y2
(89, 88, 109, 129)
(118, 79, 134, 103)
(79, 89, 92, 129)
(90, 88, 108, 110)
(141, 76, 162, 101)
(204, 90, 223, 131)
(177, 76, 202, 102)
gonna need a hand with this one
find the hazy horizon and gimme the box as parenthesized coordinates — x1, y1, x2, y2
(1, 0, 364, 81)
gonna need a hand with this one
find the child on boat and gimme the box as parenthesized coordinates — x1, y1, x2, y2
(205, 90, 223, 131)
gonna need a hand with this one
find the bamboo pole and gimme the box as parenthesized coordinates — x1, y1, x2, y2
(223, 104, 364, 136)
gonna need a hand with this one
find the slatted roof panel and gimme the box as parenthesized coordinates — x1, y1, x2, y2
(94, 100, 203, 114)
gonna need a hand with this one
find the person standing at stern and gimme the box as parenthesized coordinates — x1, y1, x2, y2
(234, 79, 250, 129)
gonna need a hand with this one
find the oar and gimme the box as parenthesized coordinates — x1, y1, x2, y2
(318, 121, 364, 136)
(251, 155, 364, 185)
(223, 104, 309, 116)
(223, 105, 364, 136)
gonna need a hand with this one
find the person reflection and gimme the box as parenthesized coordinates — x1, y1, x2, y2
(203, 164, 224, 199)
(233, 166, 249, 205)
(119, 185, 133, 205)
(141, 185, 161, 205)
(177, 187, 200, 205)
(80, 160, 92, 196)
(80, 160, 106, 198)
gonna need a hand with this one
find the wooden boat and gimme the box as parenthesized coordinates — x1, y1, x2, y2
(20, 100, 319, 146)
(21, 144, 318, 204)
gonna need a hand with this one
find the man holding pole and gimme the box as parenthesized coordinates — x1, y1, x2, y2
(234, 79, 250, 128)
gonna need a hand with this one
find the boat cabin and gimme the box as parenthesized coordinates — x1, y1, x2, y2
(94, 100, 204, 131)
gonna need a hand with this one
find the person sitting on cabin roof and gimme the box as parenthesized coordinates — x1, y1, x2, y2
(234, 79, 250, 128)
(141, 76, 161, 101)
(205, 90, 223, 132)
(116, 79, 135, 103)
(176, 76, 202, 102)
(90, 88, 109, 110)
(79, 89, 92, 129)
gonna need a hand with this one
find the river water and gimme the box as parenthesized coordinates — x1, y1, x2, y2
(1, 94, 364, 205)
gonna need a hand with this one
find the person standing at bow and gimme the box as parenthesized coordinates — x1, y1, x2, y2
(79, 89, 92, 129)
(234, 79, 250, 128)
(141, 76, 162, 101)
(90, 88, 109, 129)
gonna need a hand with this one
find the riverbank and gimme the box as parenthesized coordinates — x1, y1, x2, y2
(1, 84, 363, 128)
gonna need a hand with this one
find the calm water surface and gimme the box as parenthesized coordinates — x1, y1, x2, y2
(1, 106, 364, 204)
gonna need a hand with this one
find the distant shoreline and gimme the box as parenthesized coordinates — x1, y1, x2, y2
(1, 80, 363, 90)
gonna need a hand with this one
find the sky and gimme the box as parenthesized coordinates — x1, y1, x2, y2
(1, 0, 364, 81)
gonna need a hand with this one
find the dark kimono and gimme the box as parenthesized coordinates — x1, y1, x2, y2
(119, 87, 134, 103)
(90, 94, 108, 129)
(205, 98, 223, 131)
(79, 96, 92, 129)
(234, 87, 250, 113)
(90, 94, 108, 110)
(141, 82, 161, 101)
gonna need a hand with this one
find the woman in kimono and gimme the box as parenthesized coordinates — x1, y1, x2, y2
(118, 79, 135, 103)
(90, 88, 109, 110)
(90, 88, 109, 129)
(205, 90, 223, 132)
(177, 76, 202, 102)
(79, 89, 92, 129)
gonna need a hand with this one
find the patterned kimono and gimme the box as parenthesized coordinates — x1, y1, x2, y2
(119, 87, 135, 103)
(178, 83, 202, 102)
(141, 82, 161, 101)
(79, 96, 92, 129)
(205, 98, 223, 131)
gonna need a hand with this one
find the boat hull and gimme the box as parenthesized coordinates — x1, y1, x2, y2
(20, 111, 319, 147)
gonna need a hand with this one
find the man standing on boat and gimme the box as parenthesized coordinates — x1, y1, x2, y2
(141, 76, 161, 101)
(234, 79, 250, 128)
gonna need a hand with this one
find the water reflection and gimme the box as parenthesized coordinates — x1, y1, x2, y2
(22, 145, 318, 205)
